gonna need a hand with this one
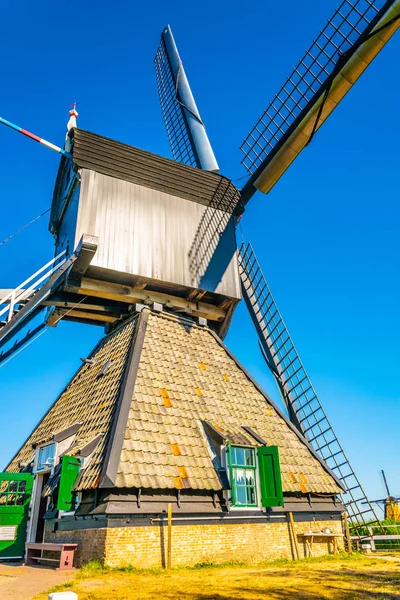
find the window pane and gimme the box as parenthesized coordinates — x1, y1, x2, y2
(229, 446, 257, 507)
(245, 449, 255, 466)
(235, 448, 245, 466)
(245, 470, 255, 486)
(38, 443, 56, 470)
(236, 486, 247, 505)
(234, 468, 245, 485)
(246, 486, 256, 505)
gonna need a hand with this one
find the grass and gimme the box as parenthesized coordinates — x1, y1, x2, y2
(33, 552, 400, 600)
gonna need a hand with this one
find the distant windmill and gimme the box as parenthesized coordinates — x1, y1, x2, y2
(0, 0, 399, 542)
(364, 471, 400, 521)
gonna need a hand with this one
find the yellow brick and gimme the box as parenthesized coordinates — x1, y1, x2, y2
(45, 519, 343, 568)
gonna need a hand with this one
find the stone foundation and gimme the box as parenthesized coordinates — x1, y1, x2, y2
(45, 517, 343, 568)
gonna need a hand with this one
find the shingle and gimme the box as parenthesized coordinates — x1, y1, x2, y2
(8, 309, 341, 497)
(72, 129, 240, 214)
(116, 311, 341, 495)
(7, 316, 138, 491)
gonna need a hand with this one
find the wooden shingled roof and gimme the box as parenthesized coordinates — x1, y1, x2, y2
(72, 129, 241, 213)
(6, 318, 137, 486)
(7, 309, 342, 496)
(50, 128, 241, 234)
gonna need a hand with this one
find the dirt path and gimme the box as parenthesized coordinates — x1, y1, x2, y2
(0, 562, 74, 600)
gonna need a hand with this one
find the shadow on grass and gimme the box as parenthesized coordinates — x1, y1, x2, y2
(183, 567, 400, 600)
(47, 556, 400, 600)
(153, 564, 400, 600)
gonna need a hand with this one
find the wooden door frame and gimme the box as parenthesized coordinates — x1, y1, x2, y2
(26, 474, 48, 543)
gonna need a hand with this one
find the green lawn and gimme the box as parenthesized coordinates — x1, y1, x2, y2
(36, 553, 400, 600)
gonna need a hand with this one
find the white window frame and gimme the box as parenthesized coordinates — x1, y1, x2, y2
(223, 444, 263, 511)
(33, 442, 57, 474)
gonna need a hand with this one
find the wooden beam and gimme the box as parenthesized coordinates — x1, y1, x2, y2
(67, 309, 117, 323)
(343, 512, 352, 554)
(187, 289, 207, 302)
(42, 300, 122, 313)
(65, 277, 226, 321)
(288, 512, 300, 560)
(69, 234, 99, 280)
(47, 307, 117, 327)
(167, 503, 172, 569)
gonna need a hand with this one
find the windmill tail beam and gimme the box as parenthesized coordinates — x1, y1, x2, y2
(0, 116, 72, 158)
(240, 0, 400, 203)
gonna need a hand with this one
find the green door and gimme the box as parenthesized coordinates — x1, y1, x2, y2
(0, 473, 33, 559)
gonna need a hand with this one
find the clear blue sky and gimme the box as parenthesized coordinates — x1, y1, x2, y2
(0, 0, 399, 507)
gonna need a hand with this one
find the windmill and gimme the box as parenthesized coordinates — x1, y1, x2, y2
(154, 2, 400, 533)
(0, 1, 398, 559)
(363, 471, 400, 520)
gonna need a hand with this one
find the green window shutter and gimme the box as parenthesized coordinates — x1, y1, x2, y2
(57, 455, 80, 511)
(257, 446, 284, 507)
(227, 441, 235, 505)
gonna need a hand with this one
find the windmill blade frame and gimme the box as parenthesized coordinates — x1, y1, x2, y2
(154, 25, 219, 172)
(238, 241, 383, 532)
(240, 0, 400, 202)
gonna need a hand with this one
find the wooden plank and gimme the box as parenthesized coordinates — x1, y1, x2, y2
(363, 535, 400, 541)
(342, 512, 352, 553)
(69, 234, 99, 279)
(300, 533, 344, 538)
(288, 512, 300, 560)
(43, 300, 122, 313)
(65, 278, 226, 322)
(26, 543, 77, 551)
(167, 503, 172, 569)
(47, 308, 117, 326)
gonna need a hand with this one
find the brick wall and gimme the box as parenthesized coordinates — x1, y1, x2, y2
(45, 518, 343, 568)
(45, 523, 106, 565)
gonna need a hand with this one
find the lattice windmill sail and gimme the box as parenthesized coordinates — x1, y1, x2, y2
(238, 242, 380, 528)
(240, 0, 400, 202)
(155, 25, 219, 171)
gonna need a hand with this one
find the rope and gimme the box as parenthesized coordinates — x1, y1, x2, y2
(175, 61, 205, 126)
(233, 174, 250, 183)
(0, 208, 50, 248)
(0, 328, 47, 369)
(50, 295, 89, 327)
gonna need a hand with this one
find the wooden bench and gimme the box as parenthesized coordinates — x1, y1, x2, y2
(25, 542, 78, 570)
